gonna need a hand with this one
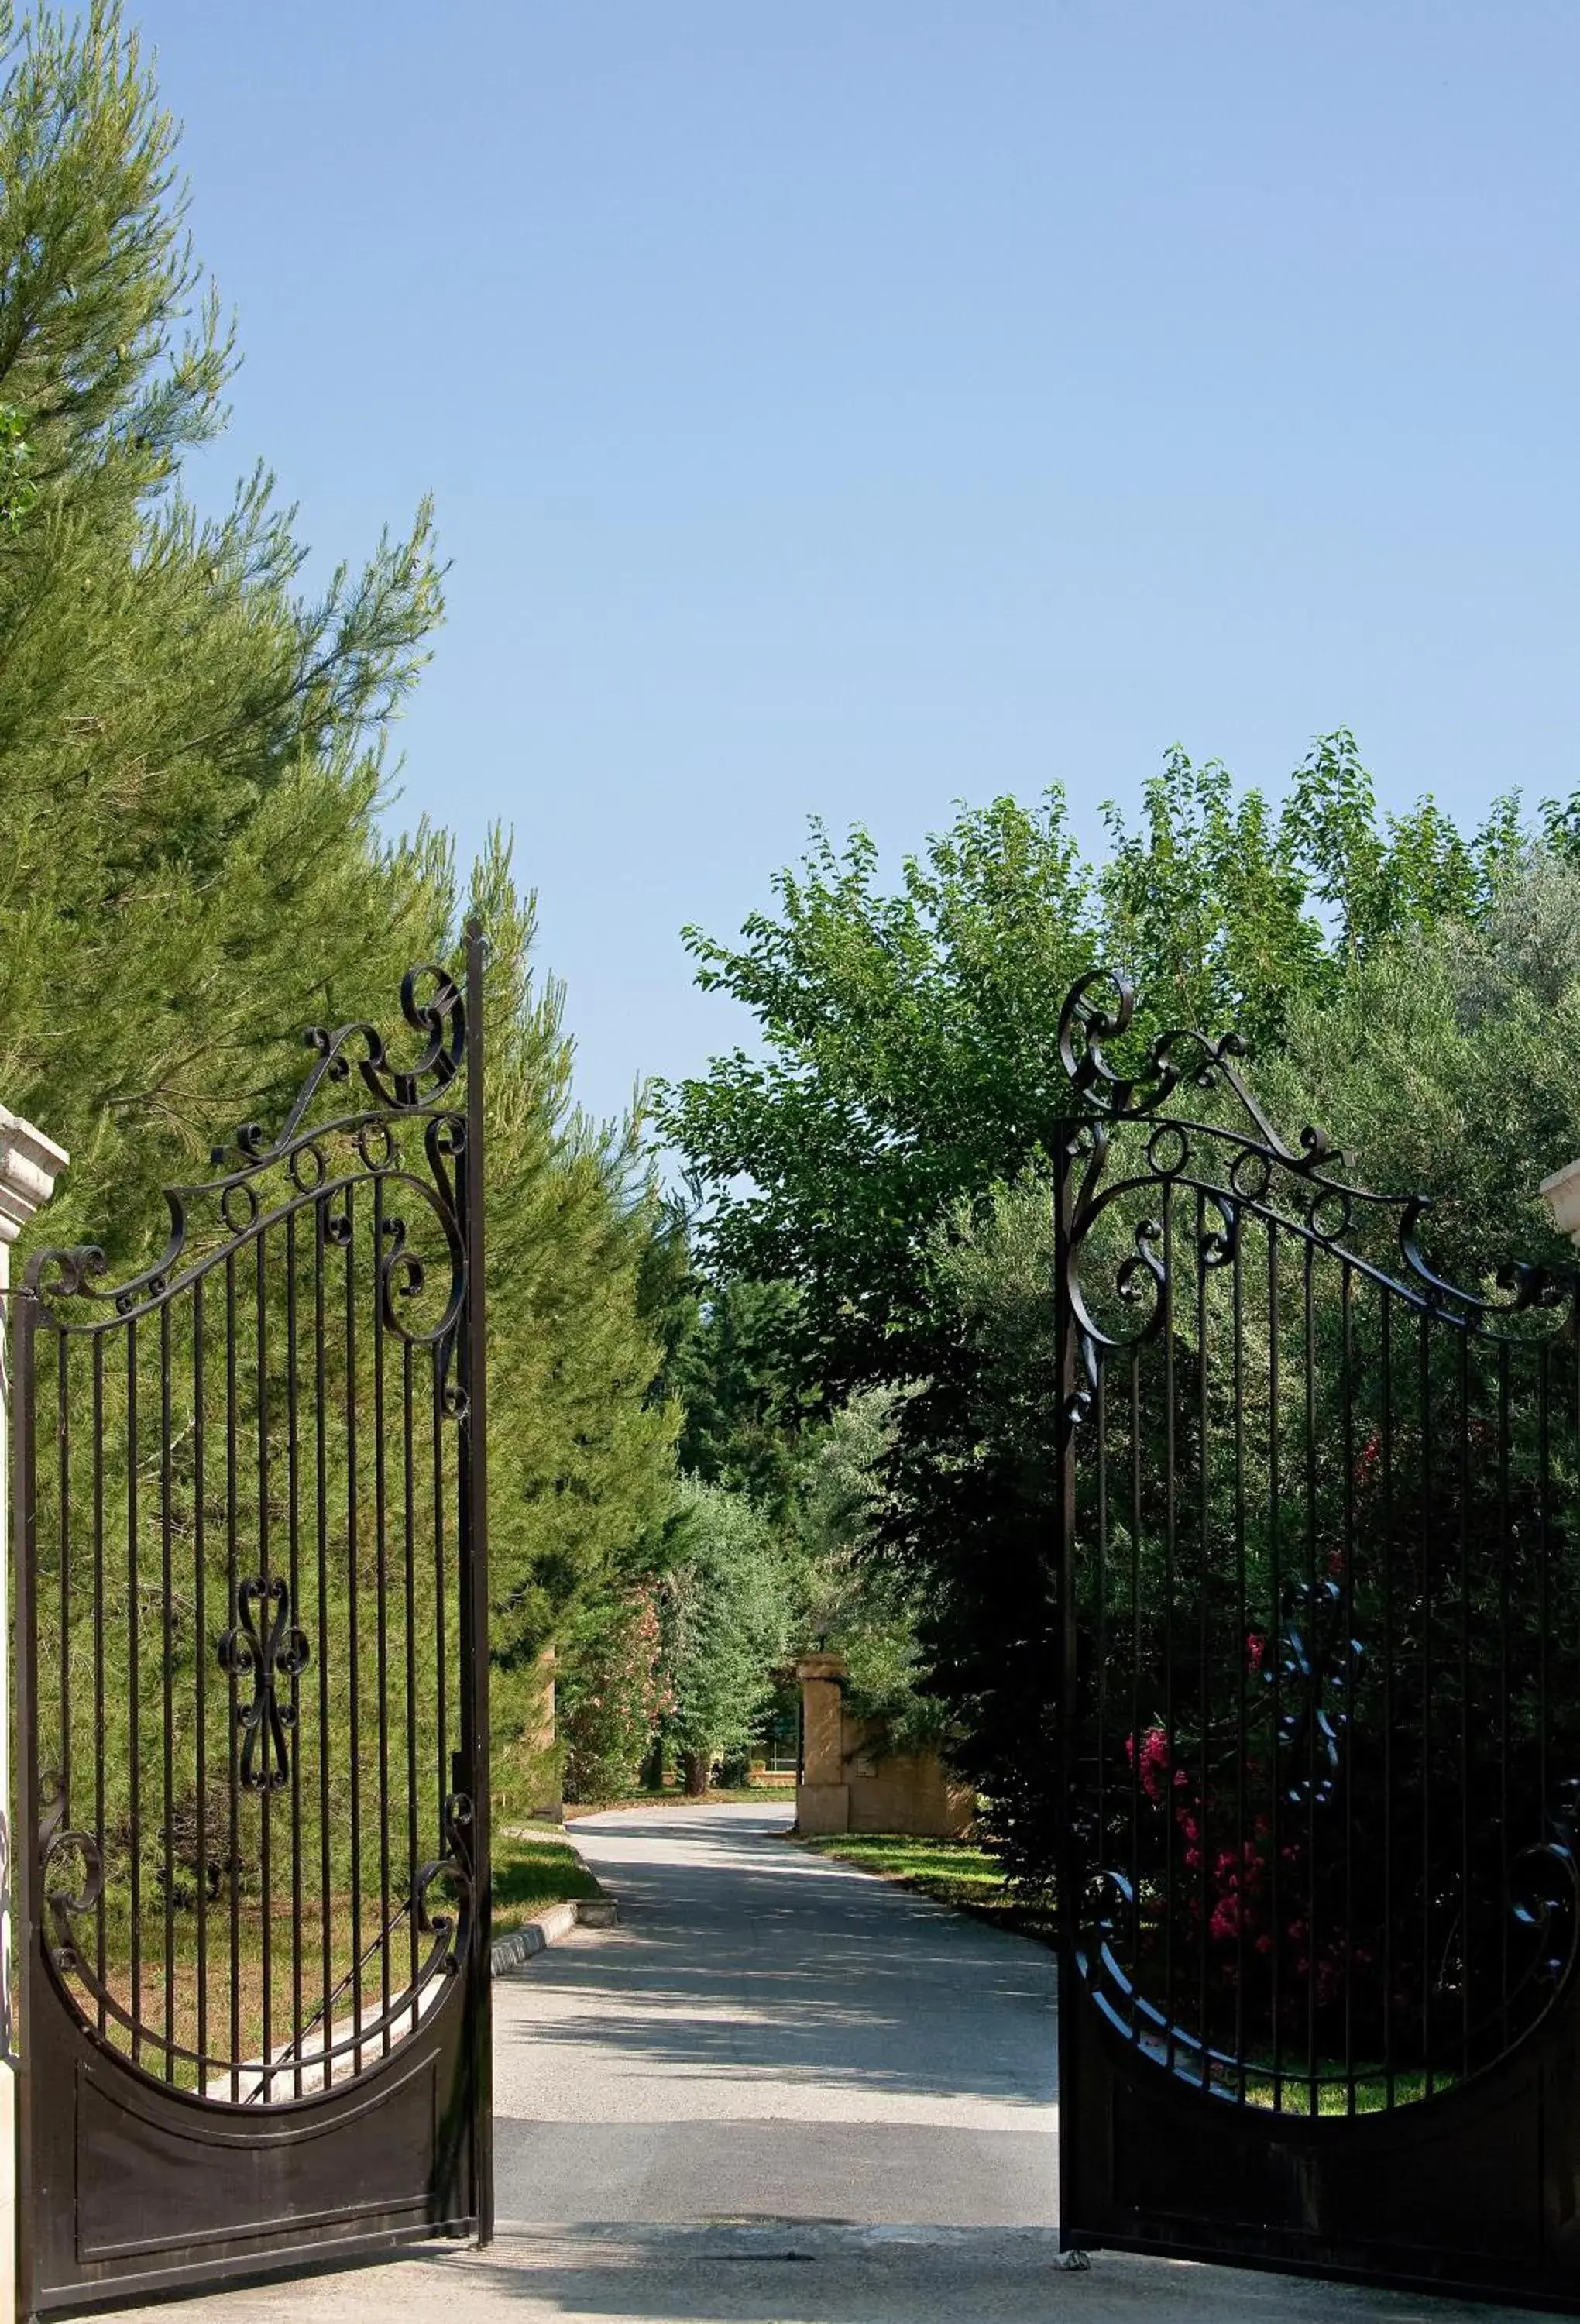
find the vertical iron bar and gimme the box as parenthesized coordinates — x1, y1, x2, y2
(1304, 1239, 1318, 2116)
(257, 1228, 273, 2086)
(462, 920, 495, 2240)
(160, 1301, 175, 2082)
(433, 1340, 448, 1864)
(1340, 1262, 1355, 2114)
(1197, 1189, 1211, 2085)
(1458, 1325, 1472, 2085)
(194, 1280, 208, 2084)
(1498, 1339, 1511, 2058)
(345, 1186, 363, 2075)
(14, 1273, 43, 2320)
(1095, 1352, 1108, 1917)
(92, 1333, 106, 2032)
(1267, 1221, 1283, 2111)
(1537, 1342, 1551, 1817)
(1129, 1345, 1142, 2037)
(287, 1208, 304, 2097)
(373, 1171, 392, 2055)
(404, 1336, 421, 2022)
(1162, 1179, 1176, 2078)
(1053, 1124, 1082, 2254)
(55, 1330, 68, 1850)
(225, 1253, 240, 2102)
(1419, 1306, 1432, 2099)
(1380, 1290, 1396, 2109)
(314, 1198, 333, 2087)
(127, 1316, 142, 2070)
(1232, 1217, 1247, 2095)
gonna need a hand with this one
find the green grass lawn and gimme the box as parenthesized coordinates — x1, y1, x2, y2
(795, 1831, 1055, 1943)
(492, 1825, 604, 1933)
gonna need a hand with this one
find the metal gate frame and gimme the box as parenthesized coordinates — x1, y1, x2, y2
(1053, 967, 1580, 2309)
(12, 929, 492, 2317)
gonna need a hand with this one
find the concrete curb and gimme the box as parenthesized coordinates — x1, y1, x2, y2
(490, 1896, 618, 1974)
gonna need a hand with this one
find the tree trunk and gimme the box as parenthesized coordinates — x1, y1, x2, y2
(681, 1749, 710, 1796)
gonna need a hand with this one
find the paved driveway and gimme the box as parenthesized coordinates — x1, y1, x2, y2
(495, 1801, 1057, 2228)
(117, 1802, 1533, 2322)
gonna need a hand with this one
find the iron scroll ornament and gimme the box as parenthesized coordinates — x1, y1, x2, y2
(216, 1578, 311, 1793)
(1053, 967, 1575, 1347)
(1075, 1824, 1580, 2109)
(36, 1771, 105, 1978)
(24, 960, 469, 1336)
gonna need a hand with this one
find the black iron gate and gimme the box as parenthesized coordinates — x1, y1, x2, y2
(1054, 970, 1580, 2306)
(13, 935, 492, 2316)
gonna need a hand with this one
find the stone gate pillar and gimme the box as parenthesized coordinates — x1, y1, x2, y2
(793, 1652, 850, 1835)
(0, 1108, 67, 2323)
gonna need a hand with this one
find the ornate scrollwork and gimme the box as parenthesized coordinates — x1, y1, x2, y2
(1057, 964, 1580, 1346)
(37, 1770, 104, 1975)
(25, 957, 472, 1329)
(411, 1793, 475, 1953)
(1266, 1576, 1361, 1811)
(1510, 1835, 1580, 1990)
(225, 961, 465, 1172)
(216, 1578, 311, 1792)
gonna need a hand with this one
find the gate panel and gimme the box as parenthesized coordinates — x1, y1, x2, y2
(13, 936, 491, 2315)
(1055, 969, 1580, 2305)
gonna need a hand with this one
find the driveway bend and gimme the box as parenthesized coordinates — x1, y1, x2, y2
(493, 1801, 1058, 2229)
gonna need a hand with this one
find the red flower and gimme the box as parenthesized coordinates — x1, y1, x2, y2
(1245, 1631, 1266, 1674)
(1128, 1726, 1171, 1803)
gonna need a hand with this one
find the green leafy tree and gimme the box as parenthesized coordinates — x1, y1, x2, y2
(663, 742, 1554, 1889)
(658, 1479, 792, 1793)
(659, 796, 1094, 1391)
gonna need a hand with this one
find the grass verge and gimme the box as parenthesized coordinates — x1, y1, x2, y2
(795, 1832, 1055, 1944)
(493, 1824, 604, 1934)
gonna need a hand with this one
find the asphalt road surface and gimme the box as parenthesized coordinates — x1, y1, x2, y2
(115, 1803, 1530, 2323)
(494, 1801, 1058, 2229)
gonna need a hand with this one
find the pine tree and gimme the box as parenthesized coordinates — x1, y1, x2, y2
(0, 4, 678, 1806)
(0, 3, 451, 1263)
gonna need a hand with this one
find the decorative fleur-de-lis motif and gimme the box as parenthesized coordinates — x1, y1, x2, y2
(216, 1578, 311, 1792)
(1267, 1575, 1361, 1810)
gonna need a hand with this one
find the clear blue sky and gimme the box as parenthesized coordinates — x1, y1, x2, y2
(136, 1, 1578, 1129)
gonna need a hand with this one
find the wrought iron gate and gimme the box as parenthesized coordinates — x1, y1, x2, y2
(12, 936, 492, 2315)
(1054, 970, 1580, 2305)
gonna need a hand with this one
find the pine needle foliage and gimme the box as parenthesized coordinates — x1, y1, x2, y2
(0, 5, 674, 1807)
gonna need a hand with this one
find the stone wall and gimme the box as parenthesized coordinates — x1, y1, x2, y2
(793, 1653, 974, 1838)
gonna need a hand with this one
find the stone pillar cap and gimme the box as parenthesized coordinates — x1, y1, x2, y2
(1540, 1156, 1580, 1244)
(0, 1107, 68, 1246)
(794, 1652, 848, 1683)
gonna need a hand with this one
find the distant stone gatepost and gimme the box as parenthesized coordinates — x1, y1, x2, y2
(792, 1652, 974, 1838)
